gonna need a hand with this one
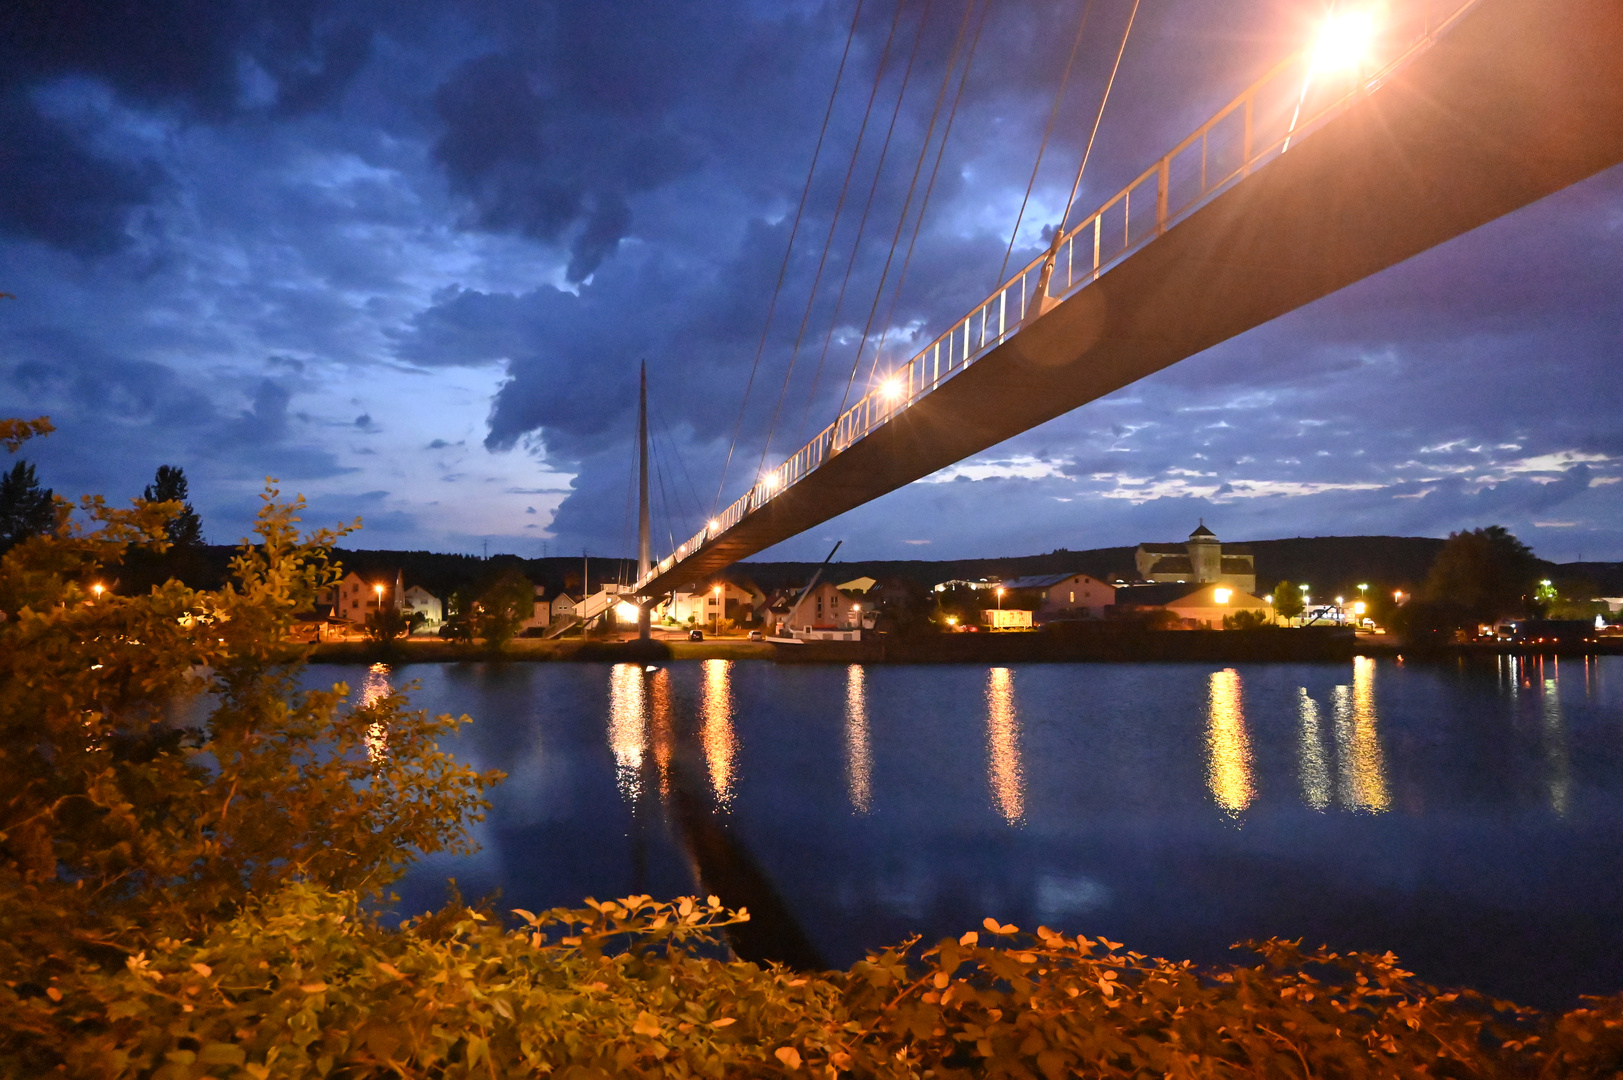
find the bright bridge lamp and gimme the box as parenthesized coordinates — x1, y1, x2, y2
(1312, 7, 1379, 76)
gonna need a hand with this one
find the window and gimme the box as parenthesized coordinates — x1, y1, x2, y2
(1069, 590, 1075, 603)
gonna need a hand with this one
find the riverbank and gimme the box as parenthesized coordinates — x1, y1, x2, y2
(313, 627, 1357, 664)
(309, 629, 1623, 665)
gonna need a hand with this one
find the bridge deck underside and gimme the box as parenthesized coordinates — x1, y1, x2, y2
(644, 0, 1623, 597)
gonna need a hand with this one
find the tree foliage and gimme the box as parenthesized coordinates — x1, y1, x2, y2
(20, 887, 1623, 1079)
(144, 464, 205, 547)
(1400, 526, 1542, 636)
(0, 457, 56, 554)
(0, 418, 499, 1069)
(472, 567, 535, 649)
(1271, 581, 1304, 621)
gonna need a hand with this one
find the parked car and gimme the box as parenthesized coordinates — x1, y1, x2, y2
(747, 630, 763, 641)
(688, 629, 704, 641)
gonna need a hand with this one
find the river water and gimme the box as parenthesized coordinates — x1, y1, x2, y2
(308, 655, 1623, 1008)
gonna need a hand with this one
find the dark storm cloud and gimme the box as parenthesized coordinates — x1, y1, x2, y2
(1, 0, 1620, 560)
(0, 0, 372, 253)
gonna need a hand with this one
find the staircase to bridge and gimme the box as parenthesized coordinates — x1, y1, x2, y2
(636, 0, 1623, 600)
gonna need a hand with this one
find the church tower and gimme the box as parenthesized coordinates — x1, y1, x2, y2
(1187, 521, 1221, 583)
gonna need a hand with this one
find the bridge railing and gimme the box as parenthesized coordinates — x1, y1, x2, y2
(643, 0, 1477, 593)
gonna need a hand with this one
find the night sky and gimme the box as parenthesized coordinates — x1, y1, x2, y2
(2, 0, 1619, 563)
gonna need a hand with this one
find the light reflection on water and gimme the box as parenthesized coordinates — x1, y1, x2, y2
(1297, 687, 1332, 809)
(608, 663, 647, 803)
(329, 655, 1623, 1009)
(985, 667, 1024, 824)
(1543, 673, 1571, 817)
(361, 661, 391, 761)
(1206, 668, 1254, 815)
(701, 660, 737, 809)
(844, 664, 872, 815)
(1334, 656, 1390, 812)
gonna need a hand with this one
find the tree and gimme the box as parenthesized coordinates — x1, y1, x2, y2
(473, 567, 535, 648)
(364, 604, 421, 642)
(1407, 525, 1540, 633)
(1272, 580, 1304, 621)
(0, 416, 499, 1056)
(0, 458, 56, 554)
(142, 463, 204, 547)
(1223, 609, 1271, 630)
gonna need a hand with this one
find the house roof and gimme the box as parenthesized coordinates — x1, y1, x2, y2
(1220, 555, 1254, 572)
(1137, 543, 1187, 555)
(1112, 582, 1205, 606)
(1002, 572, 1111, 590)
(1144, 555, 1194, 574)
(1190, 521, 1217, 539)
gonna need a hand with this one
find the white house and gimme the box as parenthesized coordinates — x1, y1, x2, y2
(518, 584, 549, 632)
(664, 580, 759, 629)
(401, 585, 442, 629)
(550, 592, 577, 621)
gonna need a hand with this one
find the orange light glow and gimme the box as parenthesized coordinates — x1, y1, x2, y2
(1312, 7, 1378, 75)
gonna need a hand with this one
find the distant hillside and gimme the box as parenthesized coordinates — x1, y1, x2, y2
(729, 535, 1453, 598)
(136, 535, 1617, 602)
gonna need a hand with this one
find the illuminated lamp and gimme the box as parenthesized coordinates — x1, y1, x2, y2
(1312, 7, 1378, 75)
(1213, 588, 1231, 605)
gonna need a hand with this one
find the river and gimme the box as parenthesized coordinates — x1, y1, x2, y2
(307, 654, 1623, 1008)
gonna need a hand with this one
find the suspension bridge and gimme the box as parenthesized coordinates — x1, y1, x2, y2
(623, 0, 1623, 612)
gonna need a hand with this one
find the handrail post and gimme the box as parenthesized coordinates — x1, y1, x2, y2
(1157, 156, 1170, 234)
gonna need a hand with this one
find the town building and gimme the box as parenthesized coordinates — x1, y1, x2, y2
(1001, 572, 1116, 622)
(401, 585, 442, 630)
(981, 608, 1033, 630)
(1111, 582, 1272, 628)
(549, 592, 577, 622)
(663, 580, 760, 629)
(518, 583, 549, 633)
(781, 581, 867, 638)
(1135, 522, 1256, 593)
(331, 571, 388, 624)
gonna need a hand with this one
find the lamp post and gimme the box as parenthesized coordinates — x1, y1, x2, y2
(91, 583, 105, 600)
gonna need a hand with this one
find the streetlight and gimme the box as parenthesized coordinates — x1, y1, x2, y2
(373, 584, 384, 608)
(1357, 583, 1369, 598)
(996, 586, 1005, 610)
(91, 583, 105, 599)
(1311, 8, 1378, 76)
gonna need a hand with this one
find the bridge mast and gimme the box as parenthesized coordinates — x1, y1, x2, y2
(636, 361, 652, 641)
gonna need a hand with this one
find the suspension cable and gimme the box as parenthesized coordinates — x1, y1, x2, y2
(864, 0, 997, 392)
(803, 0, 990, 446)
(833, 0, 981, 426)
(992, 0, 1096, 290)
(1060, 0, 1141, 234)
(710, 0, 867, 518)
(753, 0, 929, 490)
